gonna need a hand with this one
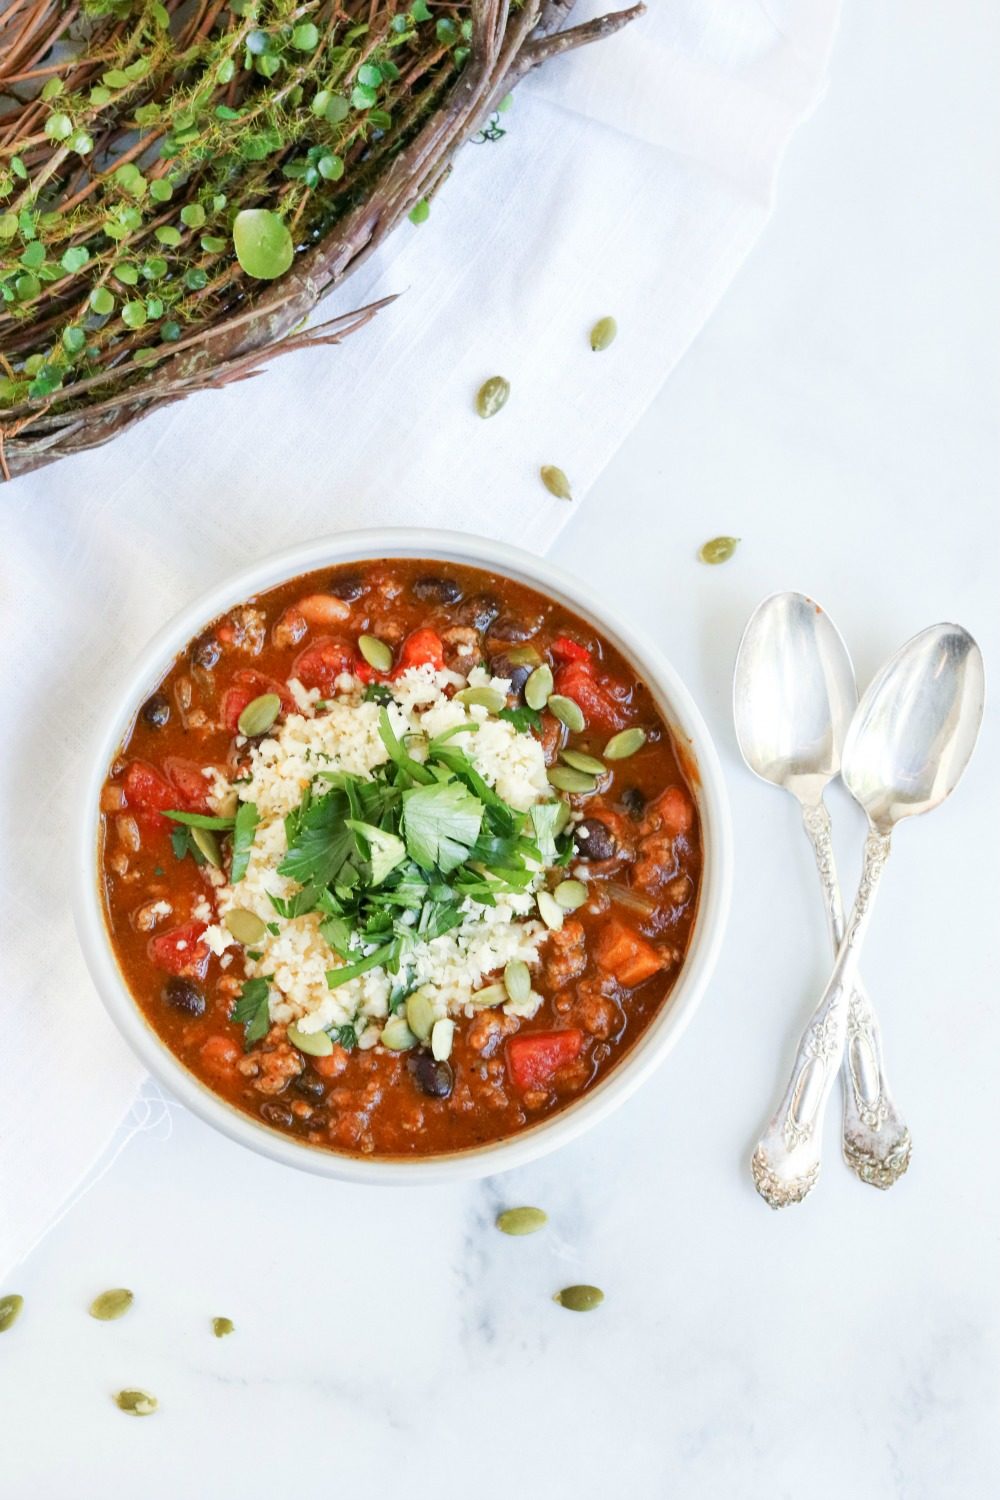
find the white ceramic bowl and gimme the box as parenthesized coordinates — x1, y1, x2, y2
(76, 528, 732, 1183)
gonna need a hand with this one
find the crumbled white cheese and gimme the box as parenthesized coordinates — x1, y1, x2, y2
(207, 658, 553, 1040)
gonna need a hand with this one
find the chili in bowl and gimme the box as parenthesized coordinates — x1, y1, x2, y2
(76, 531, 731, 1181)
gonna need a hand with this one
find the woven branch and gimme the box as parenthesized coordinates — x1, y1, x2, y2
(0, 0, 644, 481)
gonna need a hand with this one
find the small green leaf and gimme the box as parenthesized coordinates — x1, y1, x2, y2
(0, 214, 17, 240)
(149, 179, 173, 202)
(351, 83, 377, 110)
(115, 263, 140, 285)
(62, 326, 86, 354)
(122, 300, 147, 329)
(324, 94, 350, 123)
(41, 78, 64, 100)
(20, 242, 45, 269)
(14, 273, 40, 302)
(44, 112, 73, 140)
(90, 286, 114, 315)
(102, 69, 130, 88)
(155, 226, 181, 246)
(69, 130, 94, 155)
(291, 22, 319, 49)
(60, 245, 89, 273)
(357, 62, 382, 88)
(180, 203, 206, 228)
(409, 198, 430, 225)
(318, 153, 344, 181)
(201, 235, 226, 253)
(232, 208, 293, 280)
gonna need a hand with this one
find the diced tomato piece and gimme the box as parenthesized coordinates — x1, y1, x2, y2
(221, 669, 295, 733)
(392, 628, 444, 678)
(554, 661, 631, 732)
(200, 1034, 241, 1078)
(163, 756, 213, 814)
(290, 637, 356, 696)
(123, 760, 177, 829)
(313, 1045, 350, 1080)
(550, 635, 591, 665)
(650, 785, 693, 837)
(593, 918, 665, 988)
(506, 1029, 584, 1093)
(148, 922, 210, 980)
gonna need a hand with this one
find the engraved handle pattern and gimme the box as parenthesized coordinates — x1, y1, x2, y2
(800, 805, 912, 1189)
(751, 830, 892, 1208)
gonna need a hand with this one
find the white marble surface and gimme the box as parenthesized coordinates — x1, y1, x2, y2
(3, 3, 999, 1496)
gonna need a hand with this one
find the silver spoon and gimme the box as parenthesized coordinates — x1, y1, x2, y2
(734, 592, 911, 1190)
(749, 622, 985, 1208)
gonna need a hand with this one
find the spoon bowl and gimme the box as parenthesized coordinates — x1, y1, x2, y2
(733, 592, 858, 804)
(843, 624, 986, 834)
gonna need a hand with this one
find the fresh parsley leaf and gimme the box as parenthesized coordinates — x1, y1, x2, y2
(430, 745, 515, 834)
(345, 818, 407, 885)
(499, 704, 542, 735)
(319, 912, 353, 956)
(378, 706, 435, 785)
(170, 824, 205, 866)
(401, 778, 484, 873)
(427, 722, 479, 750)
(231, 977, 271, 1048)
(362, 682, 393, 705)
(229, 800, 259, 884)
(269, 883, 324, 918)
(530, 801, 563, 866)
(326, 939, 399, 989)
(278, 788, 354, 887)
(163, 810, 236, 829)
(330, 1023, 357, 1049)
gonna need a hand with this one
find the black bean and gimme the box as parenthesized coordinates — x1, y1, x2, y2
(620, 787, 647, 821)
(141, 693, 170, 729)
(409, 1051, 454, 1099)
(412, 575, 463, 606)
(293, 1071, 326, 1101)
(488, 652, 532, 697)
(162, 977, 206, 1017)
(191, 636, 221, 671)
(329, 574, 367, 601)
(260, 1101, 294, 1128)
(487, 613, 542, 645)
(455, 592, 500, 631)
(573, 818, 617, 862)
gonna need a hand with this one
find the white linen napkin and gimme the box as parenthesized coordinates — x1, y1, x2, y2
(0, 0, 838, 1276)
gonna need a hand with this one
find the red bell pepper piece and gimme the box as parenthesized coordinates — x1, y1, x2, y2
(593, 918, 665, 988)
(550, 635, 591, 665)
(221, 669, 295, 732)
(163, 756, 213, 814)
(148, 922, 210, 980)
(506, 1029, 584, 1093)
(392, 628, 445, 678)
(553, 661, 631, 731)
(123, 760, 177, 829)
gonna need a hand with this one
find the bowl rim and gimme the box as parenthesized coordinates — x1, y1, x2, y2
(74, 527, 732, 1183)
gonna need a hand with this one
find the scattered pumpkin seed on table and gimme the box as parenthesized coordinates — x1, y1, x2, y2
(699, 536, 740, 565)
(554, 1284, 605, 1312)
(212, 1317, 235, 1339)
(0, 1294, 24, 1332)
(540, 465, 573, 501)
(475, 375, 511, 419)
(496, 1206, 548, 1236)
(113, 1389, 158, 1416)
(89, 1288, 133, 1321)
(590, 316, 618, 351)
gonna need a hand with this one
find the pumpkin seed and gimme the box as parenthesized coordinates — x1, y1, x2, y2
(552, 799, 572, 834)
(496, 1206, 547, 1236)
(469, 982, 508, 1008)
(381, 1014, 416, 1050)
(547, 766, 596, 795)
(560, 749, 606, 775)
(237, 692, 281, 737)
(524, 664, 553, 710)
(212, 1317, 235, 1338)
(191, 825, 222, 868)
(89, 1288, 133, 1321)
(548, 694, 586, 733)
(0, 1294, 24, 1332)
(554, 879, 588, 911)
(431, 1017, 455, 1062)
(114, 1389, 158, 1416)
(554, 1284, 604, 1312)
(358, 634, 393, 672)
(540, 465, 573, 501)
(454, 685, 506, 713)
(405, 986, 437, 1043)
(504, 645, 543, 667)
(590, 316, 618, 352)
(604, 727, 647, 760)
(536, 890, 563, 931)
(698, 535, 740, 565)
(503, 958, 531, 1005)
(475, 374, 510, 419)
(287, 1023, 333, 1057)
(223, 907, 267, 945)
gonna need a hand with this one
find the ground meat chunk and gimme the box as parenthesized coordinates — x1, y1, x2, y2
(237, 1027, 304, 1095)
(538, 712, 564, 766)
(543, 919, 588, 989)
(218, 605, 266, 656)
(571, 976, 623, 1040)
(440, 625, 482, 671)
(467, 1010, 519, 1057)
(633, 830, 678, 893)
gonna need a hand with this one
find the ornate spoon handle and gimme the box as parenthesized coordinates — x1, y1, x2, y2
(800, 803, 912, 1189)
(751, 829, 892, 1208)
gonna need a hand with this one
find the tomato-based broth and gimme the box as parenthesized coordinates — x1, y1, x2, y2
(99, 560, 702, 1157)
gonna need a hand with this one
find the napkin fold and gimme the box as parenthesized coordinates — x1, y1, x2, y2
(0, 0, 839, 1276)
